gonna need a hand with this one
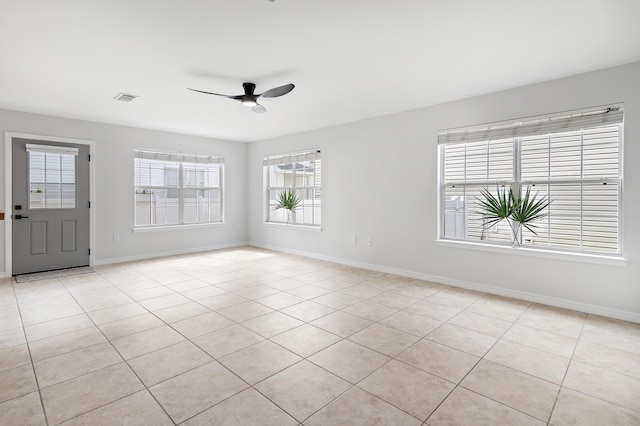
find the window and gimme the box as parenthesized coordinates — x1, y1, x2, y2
(134, 150, 224, 227)
(264, 149, 322, 226)
(439, 106, 623, 255)
(27, 144, 77, 209)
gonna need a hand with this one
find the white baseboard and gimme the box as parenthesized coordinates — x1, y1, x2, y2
(93, 241, 249, 266)
(249, 241, 640, 324)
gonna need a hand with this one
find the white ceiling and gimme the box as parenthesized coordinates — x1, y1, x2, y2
(1, 0, 639, 143)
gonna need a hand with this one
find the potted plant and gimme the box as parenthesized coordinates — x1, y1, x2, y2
(30, 187, 44, 203)
(476, 185, 550, 246)
(274, 189, 301, 224)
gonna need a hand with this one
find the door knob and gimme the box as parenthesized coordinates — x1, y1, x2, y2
(14, 215, 29, 219)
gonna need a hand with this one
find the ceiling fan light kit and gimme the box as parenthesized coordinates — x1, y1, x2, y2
(188, 81, 295, 113)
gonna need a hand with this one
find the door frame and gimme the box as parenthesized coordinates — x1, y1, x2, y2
(4, 132, 95, 277)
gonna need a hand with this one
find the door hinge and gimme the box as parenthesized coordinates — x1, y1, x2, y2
(88, 201, 91, 208)
(88, 154, 91, 161)
(88, 248, 91, 255)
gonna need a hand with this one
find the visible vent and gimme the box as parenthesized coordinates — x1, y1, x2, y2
(113, 93, 139, 102)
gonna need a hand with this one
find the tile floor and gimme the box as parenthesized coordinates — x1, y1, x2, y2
(1, 247, 639, 425)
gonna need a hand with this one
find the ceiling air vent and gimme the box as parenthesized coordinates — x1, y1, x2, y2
(113, 93, 139, 102)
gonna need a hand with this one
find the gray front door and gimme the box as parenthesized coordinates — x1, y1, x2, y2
(12, 138, 90, 275)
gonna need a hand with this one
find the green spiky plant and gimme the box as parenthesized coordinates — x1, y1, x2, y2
(477, 185, 550, 246)
(274, 189, 302, 224)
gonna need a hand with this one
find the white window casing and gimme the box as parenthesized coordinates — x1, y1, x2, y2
(438, 106, 623, 256)
(264, 149, 322, 227)
(134, 149, 224, 228)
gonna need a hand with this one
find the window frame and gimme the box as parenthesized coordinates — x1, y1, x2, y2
(438, 106, 624, 257)
(263, 149, 322, 228)
(26, 144, 78, 210)
(133, 150, 224, 229)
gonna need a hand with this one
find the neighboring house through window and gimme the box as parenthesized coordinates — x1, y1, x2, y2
(438, 106, 623, 255)
(264, 149, 322, 226)
(134, 150, 224, 227)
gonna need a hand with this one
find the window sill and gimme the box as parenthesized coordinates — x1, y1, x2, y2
(436, 239, 628, 267)
(264, 222, 322, 232)
(133, 222, 225, 233)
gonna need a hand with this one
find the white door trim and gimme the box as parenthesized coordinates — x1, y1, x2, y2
(4, 132, 95, 277)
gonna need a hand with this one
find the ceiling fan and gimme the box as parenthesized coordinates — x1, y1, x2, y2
(188, 82, 295, 113)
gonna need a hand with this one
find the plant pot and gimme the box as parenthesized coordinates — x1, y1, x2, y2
(511, 221, 523, 247)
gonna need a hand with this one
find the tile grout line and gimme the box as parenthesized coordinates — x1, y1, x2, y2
(7, 249, 640, 424)
(545, 313, 587, 426)
(60, 267, 179, 425)
(92, 264, 248, 426)
(11, 275, 62, 426)
(421, 297, 579, 424)
(422, 296, 515, 425)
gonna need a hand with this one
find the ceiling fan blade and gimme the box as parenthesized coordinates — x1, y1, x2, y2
(187, 88, 234, 98)
(260, 83, 295, 98)
(189, 82, 293, 112)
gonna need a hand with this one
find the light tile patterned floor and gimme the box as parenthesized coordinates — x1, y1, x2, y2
(1, 247, 639, 425)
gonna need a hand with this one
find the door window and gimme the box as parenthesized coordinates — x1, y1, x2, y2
(27, 144, 78, 209)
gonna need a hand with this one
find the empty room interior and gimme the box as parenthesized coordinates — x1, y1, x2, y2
(1, 1, 640, 425)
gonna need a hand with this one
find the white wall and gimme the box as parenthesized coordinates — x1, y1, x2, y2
(247, 61, 640, 322)
(1, 109, 248, 272)
(1, 62, 637, 322)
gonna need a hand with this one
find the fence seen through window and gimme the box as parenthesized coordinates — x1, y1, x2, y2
(134, 150, 224, 227)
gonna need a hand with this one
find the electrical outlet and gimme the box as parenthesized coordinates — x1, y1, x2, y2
(113, 233, 120, 242)
(367, 237, 372, 246)
(351, 236, 357, 244)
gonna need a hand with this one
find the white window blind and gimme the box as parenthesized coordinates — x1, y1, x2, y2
(439, 106, 623, 255)
(134, 149, 224, 227)
(26, 144, 79, 156)
(263, 149, 321, 166)
(264, 149, 322, 226)
(135, 150, 224, 164)
(28, 145, 77, 209)
(438, 107, 623, 144)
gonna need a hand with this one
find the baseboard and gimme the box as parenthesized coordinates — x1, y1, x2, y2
(0, 272, 9, 279)
(249, 241, 640, 324)
(93, 241, 249, 266)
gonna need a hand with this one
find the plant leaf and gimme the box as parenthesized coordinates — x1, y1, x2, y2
(475, 185, 550, 239)
(475, 186, 514, 226)
(274, 189, 302, 211)
(511, 186, 550, 227)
